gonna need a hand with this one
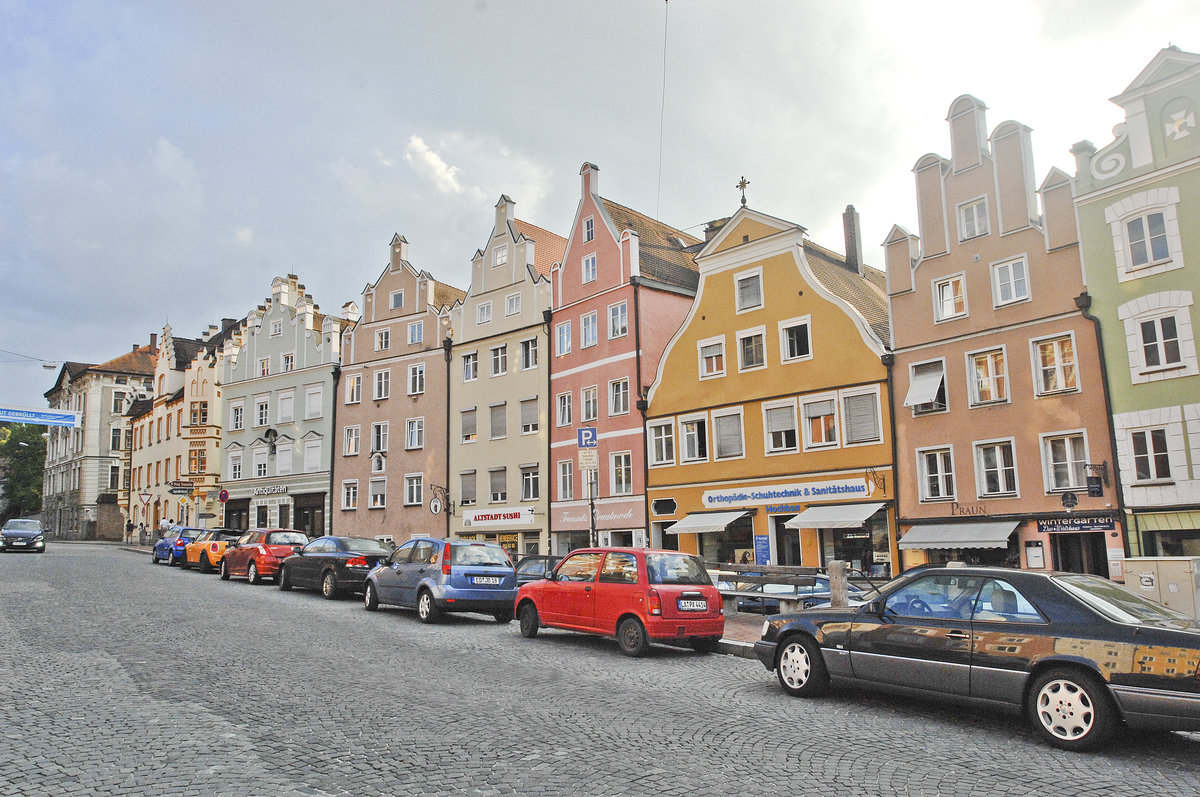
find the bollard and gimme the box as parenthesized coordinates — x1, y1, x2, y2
(830, 560, 849, 608)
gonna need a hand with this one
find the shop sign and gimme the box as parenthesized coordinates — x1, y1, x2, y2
(1037, 516, 1115, 533)
(702, 477, 874, 509)
(462, 507, 537, 527)
(253, 485, 288, 496)
(553, 499, 644, 529)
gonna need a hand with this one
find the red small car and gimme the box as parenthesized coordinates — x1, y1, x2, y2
(515, 547, 724, 656)
(220, 529, 310, 584)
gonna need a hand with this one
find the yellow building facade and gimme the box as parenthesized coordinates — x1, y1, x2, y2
(645, 207, 898, 576)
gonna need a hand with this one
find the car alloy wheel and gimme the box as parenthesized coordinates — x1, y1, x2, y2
(150, 550, 159, 564)
(363, 582, 379, 612)
(166, 551, 177, 566)
(776, 635, 829, 698)
(416, 590, 440, 623)
(219, 558, 230, 580)
(1028, 668, 1115, 751)
(247, 561, 259, 585)
(322, 571, 340, 600)
(617, 617, 649, 657)
(518, 604, 540, 638)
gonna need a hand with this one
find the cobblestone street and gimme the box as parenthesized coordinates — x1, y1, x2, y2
(3, 544, 1200, 796)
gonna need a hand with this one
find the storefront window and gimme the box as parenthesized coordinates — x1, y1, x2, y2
(699, 515, 754, 564)
(1154, 529, 1200, 556)
(817, 510, 892, 578)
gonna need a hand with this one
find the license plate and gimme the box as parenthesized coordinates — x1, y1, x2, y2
(678, 599, 707, 611)
(12, 541, 28, 546)
(472, 576, 501, 585)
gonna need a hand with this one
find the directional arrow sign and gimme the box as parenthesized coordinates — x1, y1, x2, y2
(168, 487, 193, 496)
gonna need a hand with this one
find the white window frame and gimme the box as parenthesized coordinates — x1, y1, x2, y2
(697, 336, 726, 380)
(304, 384, 322, 420)
(680, 413, 709, 463)
(1041, 430, 1089, 492)
(967, 346, 1009, 407)
(520, 337, 538, 371)
(1130, 427, 1173, 483)
(405, 417, 424, 450)
(302, 440, 320, 474)
(344, 425, 360, 456)
(917, 445, 956, 502)
(230, 401, 245, 431)
(608, 378, 629, 417)
(906, 359, 948, 415)
(1106, 189, 1185, 282)
(991, 256, 1030, 307)
(254, 398, 269, 428)
(1031, 333, 1079, 396)
(974, 437, 1019, 498)
(345, 374, 361, 404)
(371, 421, 389, 454)
(1118, 294, 1198, 384)
(341, 480, 358, 510)
(373, 369, 391, 400)
(282, 352, 295, 372)
(257, 357, 270, 377)
(389, 289, 404, 310)
(229, 452, 243, 481)
(608, 301, 628, 339)
(462, 352, 478, 382)
(840, 387, 882, 447)
(581, 386, 598, 422)
(521, 465, 540, 501)
(489, 468, 507, 503)
(736, 326, 767, 372)
(270, 319, 283, 337)
(369, 477, 387, 509)
(459, 471, 477, 507)
(1137, 313, 1184, 373)
(277, 392, 295, 424)
(581, 311, 598, 348)
(958, 196, 989, 240)
(505, 292, 521, 317)
(648, 420, 675, 467)
(460, 408, 477, 444)
(711, 409, 745, 461)
(489, 402, 507, 440)
(557, 460, 574, 501)
(583, 216, 594, 243)
(582, 254, 597, 283)
(779, 316, 812, 363)
(801, 394, 839, 451)
(407, 363, 425, 395)
(933, 273, 967, 322)
(556, 321, 572, 356)
(407, 321, 423, 345)
(762, 400, 799, 455)
(375, 328, 390, 351)
(490, 345, 507, 377)
(404, 474, 423, 506)
(734, 267, 763, 313)
(610, 452, 633, 496)
(477, 301, 493, 325)
(520, 399, 539, 435)
(493, 246, 508, 268)
(556, 392, 572, 427)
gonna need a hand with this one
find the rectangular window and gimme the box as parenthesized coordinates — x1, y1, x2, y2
(780, 319, 811, 362)
(374, 369, 391, 400)
(584, 216, 594, 242)
(279, 352, 293, 373)
(699, 338, 725, 379)
(556, 321, 572, 356)
(303, 440, 320, 473)
(342, 481, 358, 510)
(682, 417, 708, 462)
(976, 441, 1017, 497)
(477, 302, 492, 324)
(905, 361, 947, 414)
(110, 428, 122, 451)
(459, 471, 477, 506)
(372, 422, 389, 453)
(737, 330, 766, 370)
(255, 399, 269, 427)
(843, 392, 881, 445)
(304, 385, 322, 419)
(190, 401, 209, 426)
(254, 449, 268, 478)
(649, 422, 675, 466)
(556, 393, 572, 427)
(581, 386, 598, 422)
(521, 466, 540, 501)
(1127, 211, 1169, 268)
(713, 412, 744, 459)
(231, 403, 245, 431)
(277, 393, 294, 424)
(408, 321, 423, 345)
(920, 447, 955, 500)
(934, 275, 966, 320)
(1035, 336, 1078, 394)
(270, 320, 283, 336)
(959, 198, 988, 239)
(112, 391, 125, 413)
(803, 399, 837, 448)
(1132, 428, 1171, 482)
(582, 254, 597, 283)
(406, 418, 424, 449)
(109, 464, 121, 489)
(389, 290, 404, 310)
(489, 468, 507, 503)
(490, 403, 507, 439)
(408, 363, 425, 395)
(735, 271, 763, 312)
(369, 478, 386, 508)
(520, 338, 538, 370)
(581, 312, 598, 348)
(404, 475, 423, 506)
(344, 425, 360, 456)
(520, 399, 538, 434)
(346, 375, 361, 404)
(608, 302, 628, 338)
(1140, 316, 1182, 369)
(493, 246, 508, 267)
(229, 453, 242, 481)
(610, 453, 633, 496)
(1044, 433, 1087, 490)
(557, 460, 574, 501)
(970, 349, 1008, 405)
(258, 357, 270, 377)
(608, 379, 629, 416)
(764, 405, 798, 453)
(461, 409, 477, 443)
(505, 293, 521, 316)
(490, 345, 507, 377)
(462, 352, 478, 382)
(993, 257, 1029, 306)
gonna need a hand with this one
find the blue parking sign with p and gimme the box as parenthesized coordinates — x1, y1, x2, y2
(577, 427, 598, 448)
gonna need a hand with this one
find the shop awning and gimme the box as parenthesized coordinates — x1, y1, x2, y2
(898, 521, 1018, 550)
(666, 511, 748, 535)
(1135, 511, 1200, 532)
(784, 502, 884, 530)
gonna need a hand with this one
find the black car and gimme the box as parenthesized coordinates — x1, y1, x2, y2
(278, 536, 393, 599)
(754, 565, 1200, 751)
(515, 554, 562, 586)
(1, 519, 46, 553)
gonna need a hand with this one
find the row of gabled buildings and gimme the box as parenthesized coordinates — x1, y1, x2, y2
(41, 48, 1200, 581)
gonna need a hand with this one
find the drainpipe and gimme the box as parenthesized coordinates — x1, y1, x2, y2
(1075, 292, 1131, 558)
(631, 276, 651, 549)
(542, 308, 553, 555)
(881, 351, 900, 573)
(328, 363, 340, 536)
(443, 335, 453, 540)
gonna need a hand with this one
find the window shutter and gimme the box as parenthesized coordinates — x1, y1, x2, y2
(490, 404, 506, 437)
(520, 399, 538, 428)
(714, 414, 743, 458)
(844, 394, 880, 444)
(460, 471, 476, 504)
(766, 406, 793, 434)
(804, 399, 834, 419)
(461, 409, 476, 438)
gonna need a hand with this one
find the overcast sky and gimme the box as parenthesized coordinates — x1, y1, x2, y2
(2, 0, 1196, 411)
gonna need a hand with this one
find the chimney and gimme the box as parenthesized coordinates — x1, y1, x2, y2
(842, 205, 864, 275)
(704, 217, 730, 242)
(149, 333, 158, 353)
(221, 318, 236, 331)
(132, 344, 138, 353)
(580, 162, 599, 197)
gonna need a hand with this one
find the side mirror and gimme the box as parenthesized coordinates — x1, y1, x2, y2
(865, 600, 885, 616)
(292, 546, 303, 554)
(228, 542, 239, 550)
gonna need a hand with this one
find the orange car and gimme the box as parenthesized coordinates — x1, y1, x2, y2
(181, 529, 242, 573)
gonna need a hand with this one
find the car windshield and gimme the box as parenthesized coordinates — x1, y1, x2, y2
(4, 520, 40, 531)
(1053, 573, 1193, 624)
(216, 532, 242, 542)
(344, 539, 393, 555)
(265, 532, 309, 545)
(451, 544, 512, 567)
(645, 553, 711, 585)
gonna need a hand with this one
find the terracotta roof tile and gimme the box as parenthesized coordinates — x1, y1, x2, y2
(803, 241, 891, 347)
(433, 282, 467, 309)
(94, 345, 156, 376)
(514, 219, 567, 277)
(600, 199, 700, 290)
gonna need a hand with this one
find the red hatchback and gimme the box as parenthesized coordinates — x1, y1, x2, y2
(515, 547, 724, 656)
(220, 529, 310, 584)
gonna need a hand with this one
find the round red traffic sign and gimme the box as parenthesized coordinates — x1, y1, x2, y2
(218, 489, 229, 503)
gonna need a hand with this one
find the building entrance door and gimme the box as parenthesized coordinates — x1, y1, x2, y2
(773, 516, 802, 565)
(1051, 532, 1107, 576)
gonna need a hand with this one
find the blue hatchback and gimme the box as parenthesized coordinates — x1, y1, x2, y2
(363, 538, 517, 623)
(151, 526, 204, 566)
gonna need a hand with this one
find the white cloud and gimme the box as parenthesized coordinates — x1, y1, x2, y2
(151, 137, 197, 187)
(403, 134, 485, 202)
(235, 227, 254, 244)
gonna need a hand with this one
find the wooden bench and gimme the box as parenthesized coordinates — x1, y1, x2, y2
(709, 564, 821, 616)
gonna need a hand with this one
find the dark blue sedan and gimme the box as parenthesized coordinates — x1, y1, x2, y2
(151, 527, 204, 566)
(278, 536, 393, 598)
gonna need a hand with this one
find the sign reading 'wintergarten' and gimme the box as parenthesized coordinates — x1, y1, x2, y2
(701, 477, 875, 509)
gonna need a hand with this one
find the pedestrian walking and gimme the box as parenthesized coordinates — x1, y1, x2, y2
(125, 520, 134, 544)
(138, 523, 147, 546)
